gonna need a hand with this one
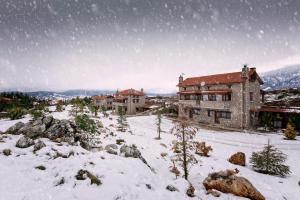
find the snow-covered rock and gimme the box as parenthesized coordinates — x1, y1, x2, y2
(203, 169, 265, 200)
(16, 136, 34, 148)
(33, 140, 46, 152)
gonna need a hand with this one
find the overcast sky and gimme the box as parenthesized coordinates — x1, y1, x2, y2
(0, 0, 300, 93)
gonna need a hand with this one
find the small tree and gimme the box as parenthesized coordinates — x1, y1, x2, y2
(89, 104, 99, 117)
(75, 114, 97, 134)
(71, 97, 85, 116)
(171, 118, 198, 180)
(56, 101, 64, 112)
(250, 140, 290, 177)
(117, 107, 127, 132)
(8, 107, 25, 120)
(169, 160, 180, 179)
(156, 111, 162, 139)
(261, 112, 273, 130)
(284, 123, 297, 140)
(30, 109, 44, 119)
(101, 105, 108, 117)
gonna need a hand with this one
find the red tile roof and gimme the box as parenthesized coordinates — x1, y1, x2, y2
(92, 95, 114, 100)
(117, 89, 144, 96)
(178, 68, 263, 87)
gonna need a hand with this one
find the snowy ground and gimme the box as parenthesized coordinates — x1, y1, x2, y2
(0, 108, 299, 200)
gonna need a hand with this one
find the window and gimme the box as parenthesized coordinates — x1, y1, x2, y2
(208, 110, 212, 117)
(193, 108, 201, 115)
(219, 111, 231, 119)
(250, 92, 254, 102)
(222, 94, 231, 101)
(184, 95, 190, 100)
(208, 94, 216, 101)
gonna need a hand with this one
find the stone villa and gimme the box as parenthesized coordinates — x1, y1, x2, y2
(92, 95, 114, 110)
(177, 66, 264, 129)
(113, 89, 146, 115)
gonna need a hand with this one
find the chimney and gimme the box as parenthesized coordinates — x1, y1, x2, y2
(179, 74, 184, 84)
(141, 88, 144, 93)
(242, 64, 249, 79)
(250, 67, 256, 71)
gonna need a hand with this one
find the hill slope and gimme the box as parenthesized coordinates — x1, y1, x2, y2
(261, 65, 300, 90)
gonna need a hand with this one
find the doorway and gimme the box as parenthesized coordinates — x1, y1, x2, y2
(214, 111, 220, 124)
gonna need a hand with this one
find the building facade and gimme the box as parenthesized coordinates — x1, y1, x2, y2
(113, 89, 146, 115)
(177, 66, 263, 129)
(92, 95, 114, 110)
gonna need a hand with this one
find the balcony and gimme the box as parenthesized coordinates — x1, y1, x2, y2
(179, 99, 231, 110)
(113, 102, 128, 107)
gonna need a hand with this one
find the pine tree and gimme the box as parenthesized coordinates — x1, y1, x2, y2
(89, 104, 99, 117)
(101, 105, 108, 117)
(117, 107, 127, 132)
(56, 103, 63, 112)
(171, 118, 198, 180)
(284, 123, 297, 140)
(71, 97, 85, 116)
(156, 111, 162, 139)
(250, 140, 290, 177)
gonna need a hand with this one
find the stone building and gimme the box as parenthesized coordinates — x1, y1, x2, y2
(113, 89, 146, 115)
(177, 66, 264, 129)
(92, 95, 114, 110)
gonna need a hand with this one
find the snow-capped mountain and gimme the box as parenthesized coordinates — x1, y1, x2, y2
(261, 65, 300, 90)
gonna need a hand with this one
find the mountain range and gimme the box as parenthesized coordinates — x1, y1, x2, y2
(1, 65, 300, 98)
(261, 64, 300, 90)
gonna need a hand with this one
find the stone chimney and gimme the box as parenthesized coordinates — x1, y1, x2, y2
(141, 88, 144, 93)
(179, 74, 184, 84)
(242, 64, 249, 79)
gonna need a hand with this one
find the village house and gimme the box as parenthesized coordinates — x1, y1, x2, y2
(92, 95, 114, 110)
(177, 65, 264, 129)
(113, 89, 146, 115)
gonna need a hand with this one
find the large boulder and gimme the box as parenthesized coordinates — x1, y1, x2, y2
(105, 144, 118, 155)
(33, 140, 46, 152)
(5, 122, 25, 135)
(203, 169, 265, 200)
(19, 124, 46, 139)
(42, 115, 54, 128)
(120, 144, 141, 158)
(16, 136, 35, 148)
(228, 152, 246, 166)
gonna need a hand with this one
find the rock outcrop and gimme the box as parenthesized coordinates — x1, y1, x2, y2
(6, 122, 25, 135)
(203, 169, 265, 200)
(120, 144, 141, 158)
(120, 144, 154, 172)
(6, 116, 90, 150)
(228, 152, 246, 166)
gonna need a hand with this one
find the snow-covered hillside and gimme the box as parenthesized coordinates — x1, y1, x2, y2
(0, 109, 300, 200)
(262, 65, 300, 90)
